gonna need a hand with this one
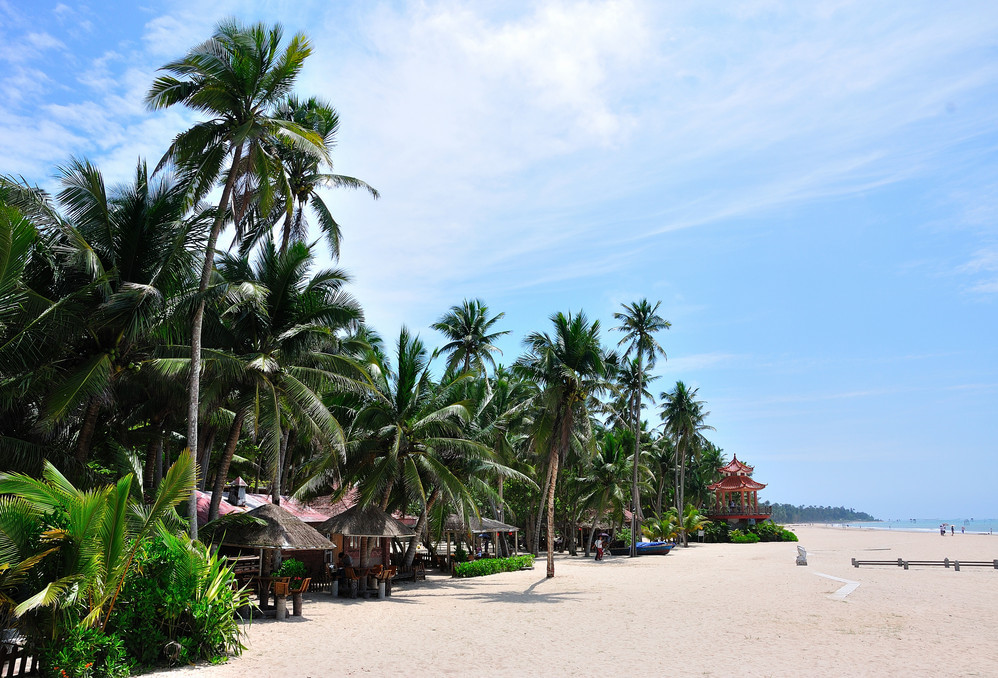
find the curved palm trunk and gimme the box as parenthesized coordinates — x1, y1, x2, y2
(544, 448, 560, 578)
(532, 458, 554, 555)
(546, 408, 574, 578)
(208, 406, 248, 521)
(186, 144, 244, 540)
(75, 398, 101, 467)
(404, 489, 438, 567)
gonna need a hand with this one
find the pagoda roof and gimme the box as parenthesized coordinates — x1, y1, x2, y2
(718, 454, 754, 475)
(708, 474, 766, 491)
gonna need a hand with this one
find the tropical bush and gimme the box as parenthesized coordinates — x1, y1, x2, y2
(453, 555, 534, 578)
(729, 529, 760, 543)
(752, 521, 799, 542)
(109, 533, 250, 667)
(37, 627, 130, 678)
(702, 520, 729, 543)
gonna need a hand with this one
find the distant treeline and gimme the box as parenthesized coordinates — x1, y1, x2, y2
(765, 503, 877, 523)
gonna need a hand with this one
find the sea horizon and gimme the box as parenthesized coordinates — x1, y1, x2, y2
(831, 518, 998, 534)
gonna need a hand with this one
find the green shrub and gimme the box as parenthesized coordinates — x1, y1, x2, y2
(453, 555, 535, 578)
(109, 533, 250, 667)
(730, 529, 760, 544)
(703, 520, 729, 543)
(615, 527, 632, 548)
(38, 627, 130, 678)
(747, 521, 799, 542)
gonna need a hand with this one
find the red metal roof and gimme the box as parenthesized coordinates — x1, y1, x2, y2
(718, 454, 754, 475)
(196, 491, 330, 526)
(707, 475, 766, 491)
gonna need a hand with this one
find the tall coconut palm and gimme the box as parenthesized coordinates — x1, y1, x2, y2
(271, 96, 379, 256)
(661, 380, 714, 546)
(432, 299, 510, 376)
(146, 19, 326, 537)
(577, 428, 637, 557)
(1, 160, 205, 471)
(204, 237, 364, 515)
(613, 299, 669, 557)
(515, 311, 608, 578)
(345, 328, 490, 565)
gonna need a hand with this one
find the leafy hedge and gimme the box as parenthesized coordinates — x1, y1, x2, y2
(730, 529, 760, 543)
(704, 521, 798, 543)
(453, 555, 535, 578)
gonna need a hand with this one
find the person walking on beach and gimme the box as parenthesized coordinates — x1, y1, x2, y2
(951, 525, 955, 536)
(594, 536, 604, 561)
(940, 524, 946, 536)
(961, 525, 965, 534)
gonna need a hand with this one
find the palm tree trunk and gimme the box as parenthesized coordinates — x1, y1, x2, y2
(209, 406, 247, 521)
(271, 428, 289, 505)
(404, 490, 438, 567)
(197, 425, 217, 491)
(545, 446, 560, 578)
(630, 352, 643, 557)
(75, 398, 101, 467)
(546, 409, 574, 578)
(532, 459, 554, 555)
(143, 415, 164, 492)
(186, 143, 244, 540)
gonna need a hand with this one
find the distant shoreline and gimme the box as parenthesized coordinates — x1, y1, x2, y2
(787, 521, 997, 535)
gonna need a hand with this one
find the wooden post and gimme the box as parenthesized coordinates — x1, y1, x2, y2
(292, 592, 303, 615)
(276, 594, 287, 620)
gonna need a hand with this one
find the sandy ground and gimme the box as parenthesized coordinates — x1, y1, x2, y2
(150, 526, 998, 677)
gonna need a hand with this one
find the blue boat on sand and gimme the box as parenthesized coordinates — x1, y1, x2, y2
(635, 541, 674, 555)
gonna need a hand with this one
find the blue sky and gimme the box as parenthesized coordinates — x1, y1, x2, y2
(2, 0, 997, 518)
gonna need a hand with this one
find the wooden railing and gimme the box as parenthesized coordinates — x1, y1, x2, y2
(0, 644, 37, 677)
(706, 506, 773, 517)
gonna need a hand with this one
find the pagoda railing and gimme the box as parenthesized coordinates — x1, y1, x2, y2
(706, 505, 773, 518)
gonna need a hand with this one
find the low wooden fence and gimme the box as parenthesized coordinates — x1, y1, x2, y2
(0, 644, 37, 677)
(852, 557, 998, 571)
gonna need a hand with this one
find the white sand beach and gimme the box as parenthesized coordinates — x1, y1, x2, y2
(152, 526, 998, 677)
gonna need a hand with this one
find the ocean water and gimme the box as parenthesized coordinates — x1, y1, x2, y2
(835, 518, 998, 534)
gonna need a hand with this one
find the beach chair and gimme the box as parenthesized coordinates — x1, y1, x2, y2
(796, 545, 808, 566)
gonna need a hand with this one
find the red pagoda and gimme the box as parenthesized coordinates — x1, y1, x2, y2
(706, 454, 772, 525)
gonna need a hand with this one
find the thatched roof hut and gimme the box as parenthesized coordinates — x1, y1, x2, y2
(317, 505, 415, 538)
(209, 503, 335, 550)
(443, 514, 519, 533)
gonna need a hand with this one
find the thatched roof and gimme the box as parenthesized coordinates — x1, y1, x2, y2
(210, 503, 335, 550)
(318, 504, 415, 538)
(443, 514, 519, 533)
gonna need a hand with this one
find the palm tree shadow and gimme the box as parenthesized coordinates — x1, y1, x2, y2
(456, 576, 583, 605)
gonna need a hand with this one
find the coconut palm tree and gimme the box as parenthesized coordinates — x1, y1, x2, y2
(344, 328, 491, 565)
(577, 428, 636, 557)
(203, 237, 364, 515)
(146, 19, 326, 537)
(432, 299, 510, 376)
(1, 161, 206, 472)
(613, 299, 669, 557)
(515, 311, 609, 578)
(661, 380, 714, 546)
(271, 96, 379, 256)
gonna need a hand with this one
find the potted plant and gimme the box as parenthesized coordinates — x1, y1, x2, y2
(275, 558, 310, 594)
